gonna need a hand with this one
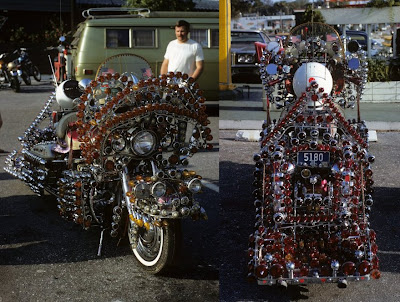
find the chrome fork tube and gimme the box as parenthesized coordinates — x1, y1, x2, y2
(120, 166, 134, 226)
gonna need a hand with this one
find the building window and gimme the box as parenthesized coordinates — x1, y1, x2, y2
(211, 29, 219, 48)
(106, 29, 130, 48)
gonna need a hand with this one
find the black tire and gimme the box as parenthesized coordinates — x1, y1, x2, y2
(33, 65, 41, 82)
(10, 76, 20, 92)
(22, 72, 31, 85)
(130, 220, 180, 274)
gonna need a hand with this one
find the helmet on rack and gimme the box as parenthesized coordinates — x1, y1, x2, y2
(56, 80, 82, 110)
(293, 62, 333, 97)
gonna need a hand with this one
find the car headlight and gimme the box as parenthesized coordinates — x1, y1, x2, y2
(134, 182, 150, 199)
(238, 54, 255, 64)
(187, 178, 202, 193)
(130, 130, 157, 156)
(151, 181, 166, 197)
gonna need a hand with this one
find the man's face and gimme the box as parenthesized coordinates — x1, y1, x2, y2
(175, 26, 189, 43)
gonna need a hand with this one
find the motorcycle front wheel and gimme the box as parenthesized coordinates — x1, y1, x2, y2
(22, 72, 31, 85)
(10, 76, 20, 92)
(32, 66, 41, 82)
(130, 220, 180, 274)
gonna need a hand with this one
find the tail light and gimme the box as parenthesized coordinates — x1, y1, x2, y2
(270, 263, 284, 278)
(255, 264, 269, 278)
(342, 261, 356, 275)
(357, 260, 371, 276)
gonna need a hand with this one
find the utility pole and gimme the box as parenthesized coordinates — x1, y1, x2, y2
(219, 0, 234, 90)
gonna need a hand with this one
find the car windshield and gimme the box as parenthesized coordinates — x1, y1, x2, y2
(231, 32, 263, 43)
(348, 34, 367, 45)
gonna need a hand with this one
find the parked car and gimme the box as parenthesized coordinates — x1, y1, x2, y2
(345, 30, 380, 56)
(231, 30, 271, 83)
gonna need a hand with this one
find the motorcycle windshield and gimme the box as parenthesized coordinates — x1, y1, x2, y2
(96, 53, 152, 82)
(285, 22, 345, 63)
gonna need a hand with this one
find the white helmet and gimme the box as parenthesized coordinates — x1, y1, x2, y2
(293, 62, 333, 97)
(56, 80, 82, 110)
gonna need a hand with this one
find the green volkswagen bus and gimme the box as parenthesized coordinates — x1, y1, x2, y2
(71, 8, 219, 100)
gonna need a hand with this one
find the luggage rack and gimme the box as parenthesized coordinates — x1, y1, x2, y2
(82, 7, 150, 19)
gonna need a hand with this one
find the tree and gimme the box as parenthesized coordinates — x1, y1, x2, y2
(125, 0, 195, 11)
(231, 0, 251, 18)
(301, 4, 325, 23)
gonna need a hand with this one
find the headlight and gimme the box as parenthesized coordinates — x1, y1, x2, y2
(187, 178, 202, 193)
(238, 54, 255, 64)
(7, 61, 16, 70)
(160, 134, 172, 148)
(111, 134, 126, 152)
(134, 183, 150, 199)
(151, 181, 166, 197)
(130, 130, 157, 156)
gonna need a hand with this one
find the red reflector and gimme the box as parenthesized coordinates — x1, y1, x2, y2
(262, 280, 267, 284)
(84, 69, 94, 75)
(52, 111, 58, 123)
(299, 279, 305, 283)
(321, 278, 326, 283)
(345, 175, 350, 182)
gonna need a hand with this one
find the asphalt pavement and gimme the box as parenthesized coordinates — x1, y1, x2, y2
(0, 79, 219, 302)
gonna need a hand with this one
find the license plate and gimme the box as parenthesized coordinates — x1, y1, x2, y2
(297, 151, 330, 167)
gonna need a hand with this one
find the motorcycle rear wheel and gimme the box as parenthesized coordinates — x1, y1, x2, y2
(10, 76, 20, 92)
(130, 220, 180, 274)
(32, 66, 41, 82)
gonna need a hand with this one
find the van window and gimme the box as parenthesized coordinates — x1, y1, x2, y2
(211, 29, 219, 47)
(132, 28, 156, 48)
(191, 29, 219, 48)
(191, 29, 208, 48)
(106, 29, 130, 48)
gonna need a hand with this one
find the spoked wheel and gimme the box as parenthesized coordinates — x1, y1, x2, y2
(33, 65, 41, 82)
(130, 220, 180, 274)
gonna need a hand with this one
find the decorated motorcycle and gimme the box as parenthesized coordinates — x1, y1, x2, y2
(4, 54, 213, 273)
(248, 23, 380, 288)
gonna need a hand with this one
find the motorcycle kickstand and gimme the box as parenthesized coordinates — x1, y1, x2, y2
(97, 228, 106, 257)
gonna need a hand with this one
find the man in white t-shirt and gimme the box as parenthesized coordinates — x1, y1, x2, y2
(160, 20, 204, 80)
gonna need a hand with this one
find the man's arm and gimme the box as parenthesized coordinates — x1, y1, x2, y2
(191, 60, 204, 81)
(160, 58, 169, 76)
